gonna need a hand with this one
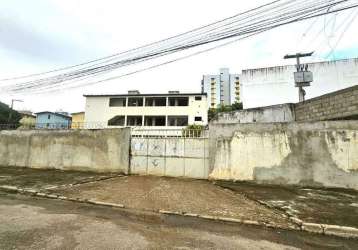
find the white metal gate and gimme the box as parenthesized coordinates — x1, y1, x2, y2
(130, 129, 209, 179)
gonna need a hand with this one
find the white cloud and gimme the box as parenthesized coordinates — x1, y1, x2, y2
(0, 0, 357, 112)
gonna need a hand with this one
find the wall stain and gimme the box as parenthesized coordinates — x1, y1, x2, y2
(253, 130, 358, 189)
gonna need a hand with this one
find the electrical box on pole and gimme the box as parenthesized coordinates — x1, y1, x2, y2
(294, 71, 313, 87)
(284, 52, 314, 102)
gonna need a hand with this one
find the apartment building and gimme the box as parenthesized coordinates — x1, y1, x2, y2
(84, 91, 208, 129)
(201, 68, 241, 109)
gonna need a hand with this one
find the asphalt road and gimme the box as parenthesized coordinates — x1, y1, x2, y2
(1, 191, 358, 250)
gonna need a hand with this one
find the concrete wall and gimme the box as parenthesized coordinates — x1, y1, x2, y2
(209, 122, 358, 190)
(131, 137, 209, 179)
(295, 85, 358, 122)
(241, 58, 358, 109)
(0, 129, 130, 173)
(211, 104, 295, 124)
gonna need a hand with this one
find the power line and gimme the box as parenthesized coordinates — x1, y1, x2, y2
(29, 2, 358, 93)
(0, 0, 283, 82)
(2, 0, 358, 93)
(325, 8, 358, 58)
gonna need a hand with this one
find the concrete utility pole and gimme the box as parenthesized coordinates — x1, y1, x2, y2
(284, 52, 314, 102)
(7, 99, 23, 124)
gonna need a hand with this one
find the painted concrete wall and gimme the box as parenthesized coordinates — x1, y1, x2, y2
(209, 122, 358, 190)
(0, 129, 130, 173)
(211, 104, 295, 125)
(241, 58, 358, 109)
(131, 137, 209, 179)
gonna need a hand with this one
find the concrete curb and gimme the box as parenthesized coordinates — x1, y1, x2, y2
(0, 185, 125, 209)
(44, 174, 125, 190)
(1, 185, 358, 239)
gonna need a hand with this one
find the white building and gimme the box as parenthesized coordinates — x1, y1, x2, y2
(201, 68, 241, 109)
(241, 57, 358, 109)
(84, 91, 208, 129)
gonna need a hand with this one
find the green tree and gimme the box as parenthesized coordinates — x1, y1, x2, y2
(0, 101, 22, 125)
(208, 102, 243, 121)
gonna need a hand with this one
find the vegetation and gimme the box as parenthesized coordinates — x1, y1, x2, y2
(208, 102, 243, 121)
(182, 124, 206, 137)
(0, 101, 22, 126)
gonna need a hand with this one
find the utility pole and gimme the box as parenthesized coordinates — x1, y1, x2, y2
(7, 99, 23, 124)
(284, 52, 314, 102)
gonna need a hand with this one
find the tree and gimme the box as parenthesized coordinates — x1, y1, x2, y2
(0, 101, 22, 125)
(208, 102, 243, 121)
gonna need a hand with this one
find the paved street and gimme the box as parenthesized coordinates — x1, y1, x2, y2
(2, 166, 358, 249)
(1, 191, 358, 250)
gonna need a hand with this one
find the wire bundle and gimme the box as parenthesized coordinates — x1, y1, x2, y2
(1, 0, 357, 93)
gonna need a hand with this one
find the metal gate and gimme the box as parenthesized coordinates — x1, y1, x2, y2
(130, 129, 209, 179)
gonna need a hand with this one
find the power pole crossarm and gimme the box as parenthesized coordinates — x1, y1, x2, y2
(7, 99, 23, 124)
(283, 52, 314, 59)
(284, 52, 314, 103)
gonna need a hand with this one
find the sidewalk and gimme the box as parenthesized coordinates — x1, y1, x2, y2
(0, 166, 120, 190)
(216, 181, 358, 229)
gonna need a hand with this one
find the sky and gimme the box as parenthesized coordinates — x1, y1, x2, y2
(0, 0, 357, 113)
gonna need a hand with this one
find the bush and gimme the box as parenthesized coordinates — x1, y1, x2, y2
(182, 125, 205, 138)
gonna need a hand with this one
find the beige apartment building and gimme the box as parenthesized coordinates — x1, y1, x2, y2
(84, 91, 208, 129)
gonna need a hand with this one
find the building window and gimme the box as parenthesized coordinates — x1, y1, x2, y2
(144, 116, 166, 126)
(127, 116, 143, 126)
(168, 97, 189, 106)
(168, 116, 188, 126)
(195, 116, 203, 122)
(195, 96, 202, 101)
(128, 97, 143, 107)
(48, 115, 51, 119)
(109, 98, 126, 107)
(108, 116, 125, 126)
(145, 97, 166, 106)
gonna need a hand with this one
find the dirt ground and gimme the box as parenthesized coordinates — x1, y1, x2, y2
(55, 175, 294, 229)
(1, 191, 358, 250)
(0, 166, 118, 190)
(216, 181, 358, 228)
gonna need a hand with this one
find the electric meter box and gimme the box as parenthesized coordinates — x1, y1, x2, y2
(294, 71, 313, 87)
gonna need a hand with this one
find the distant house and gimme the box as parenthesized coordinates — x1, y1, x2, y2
(35, 112, 72, 129)
(71, 112, 85, 129)
(18, 111, 36, 129)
